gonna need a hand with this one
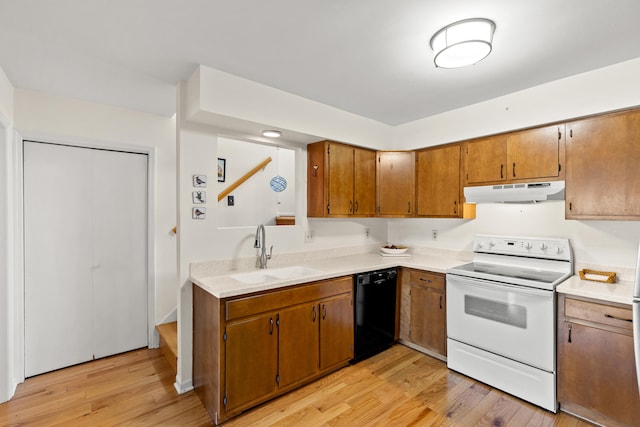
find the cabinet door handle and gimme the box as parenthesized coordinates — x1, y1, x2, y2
(500, 163, 504, 179)
(312, 306, 317, 322)
(269, 317, 274, 335)
(407, 201, 411, 213)
(322, 304, 327, 320)
(355, 200, 359, 213)
(439, 295, 443, 310)
(453, 200, 457, 215)
(512, 162, 516, 178)
(349, 200, 353, 214)
(567, 323, 572, 343)
(605, 313, 632, 322)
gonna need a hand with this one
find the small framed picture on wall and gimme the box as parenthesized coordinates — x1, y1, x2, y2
(218, 158, 226, 182)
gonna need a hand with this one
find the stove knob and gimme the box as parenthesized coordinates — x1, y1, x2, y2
(555, 246, 563, 254)
(524, 242, 533, 250)
(474, 241, 484, 251)
(488, 240, 496, 248)
(540, 243, 548, 251)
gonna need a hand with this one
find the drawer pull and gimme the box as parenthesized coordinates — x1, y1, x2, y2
(604, 313, 632, 323)
(439, 295, 443, 310)
(568, 323, 572, 343)
(420, 278, 433, 283)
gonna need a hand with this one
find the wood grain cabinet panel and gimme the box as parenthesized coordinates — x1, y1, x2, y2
(565, 109, 640, 219)
(416, 144, 463, 217)
(278, 302, 320, 388)
(558, 294, 640, 427)
(399, 268, 446, 359)
(377, 151, 415, 216)
(224, 313, 279, 413)
(319, 294, 354, 370)
(465, 134, 508, 185)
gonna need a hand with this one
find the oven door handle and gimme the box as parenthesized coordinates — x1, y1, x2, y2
(447, 274, 554, 298)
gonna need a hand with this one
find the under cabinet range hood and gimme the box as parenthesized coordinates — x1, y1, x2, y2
(464, 181, 565, 204)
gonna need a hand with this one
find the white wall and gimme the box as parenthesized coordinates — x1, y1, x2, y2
(390, 57, 640, 276)
(0, 65, 15, 402)
(13, 89, 178, 324)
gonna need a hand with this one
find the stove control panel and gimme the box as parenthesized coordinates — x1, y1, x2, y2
(473, 235, 572, 261)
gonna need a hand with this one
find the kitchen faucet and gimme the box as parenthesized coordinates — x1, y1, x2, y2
(254, 224, 273, 269)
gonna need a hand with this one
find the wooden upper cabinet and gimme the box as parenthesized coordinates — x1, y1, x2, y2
(307, 141, 376, 217)
(465, 134, 507, 185)
(507, 125, 562, 181)
(327, 143, 354, 216)
(565, 109, 640, 219)
(353, 147, 376, 215)
(416, 144, 462, 217)
(377, 151, 415, 216)
(465, 125, 563, 186)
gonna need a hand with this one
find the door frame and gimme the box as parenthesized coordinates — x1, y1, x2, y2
(13, 131, 157, 384)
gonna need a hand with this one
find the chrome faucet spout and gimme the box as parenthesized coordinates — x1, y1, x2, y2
(255, 224, 271, 268)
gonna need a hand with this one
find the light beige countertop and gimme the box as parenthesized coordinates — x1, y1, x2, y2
(556, 275, 634, 305)
(190, 249, 467, 299)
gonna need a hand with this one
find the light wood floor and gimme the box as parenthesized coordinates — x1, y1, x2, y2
(0, 345, 592, 426)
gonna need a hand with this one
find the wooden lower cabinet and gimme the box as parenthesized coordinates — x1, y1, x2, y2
(399, 268, 446, 359)
(193, 276, 354, 425)
(558, 294, 640, 427)
(320, 294, 355, 370)
(225, 313, 279, 412)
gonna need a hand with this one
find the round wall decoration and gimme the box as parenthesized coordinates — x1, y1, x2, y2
(270, 175, 287, 192)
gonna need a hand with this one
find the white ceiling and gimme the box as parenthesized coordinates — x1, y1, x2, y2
(1, 0, 640, 126)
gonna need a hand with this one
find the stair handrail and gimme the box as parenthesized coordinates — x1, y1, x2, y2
(218, 156, 273, 202)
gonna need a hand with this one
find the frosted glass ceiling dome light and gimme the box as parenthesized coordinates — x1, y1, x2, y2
(262, 130, 282, 138)
(430, 18, 496, 69)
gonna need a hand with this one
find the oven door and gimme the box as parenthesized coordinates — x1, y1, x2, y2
(447, 274, 555, 371)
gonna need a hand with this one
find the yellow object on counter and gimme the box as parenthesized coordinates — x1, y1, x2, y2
(578, 269, 617, 283)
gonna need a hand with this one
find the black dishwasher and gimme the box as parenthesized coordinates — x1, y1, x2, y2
(352, 268, 397, 363)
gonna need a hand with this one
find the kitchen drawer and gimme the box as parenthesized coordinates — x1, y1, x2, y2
(225, 276, 352, 321)
(564, 297, 632, 331)
(409, 270, 445, 291)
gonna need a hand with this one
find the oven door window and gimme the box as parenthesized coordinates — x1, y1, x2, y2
(446, 274, 555, 372)
(464, 295, 527, 329)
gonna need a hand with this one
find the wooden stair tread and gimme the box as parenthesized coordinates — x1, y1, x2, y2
(156, 321, 177, 375)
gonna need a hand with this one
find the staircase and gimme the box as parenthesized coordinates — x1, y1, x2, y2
(156, 321, 178, 375)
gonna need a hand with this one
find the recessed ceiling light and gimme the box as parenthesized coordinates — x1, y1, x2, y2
(262, 130, 282, 138)
(430, 18, 496, 69)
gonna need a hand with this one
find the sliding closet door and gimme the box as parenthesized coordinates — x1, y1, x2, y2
(24, 143, 94, 376)
(91, 149, 148, 358)
(24, 142, 148, 377)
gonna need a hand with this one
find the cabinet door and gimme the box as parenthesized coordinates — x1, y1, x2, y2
(507, 125, 561, 181)
(225, 313, 278, 412)
(465, 135, 507, 185)
(353, 147, 376, 216)
(566, 110, 640, 219)
(327, 143, 354, 216)
(320, 294, 354, 370)
(409, 284, 446, 356)
(278, 303, 319, 388)
(558, 321, 640, 426)
(377, 151, 415, 216)
(416, 145, 461, 217)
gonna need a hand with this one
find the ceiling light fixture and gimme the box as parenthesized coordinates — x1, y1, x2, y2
(430, 18, 496, 69)
(262, 130, 282, 138)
